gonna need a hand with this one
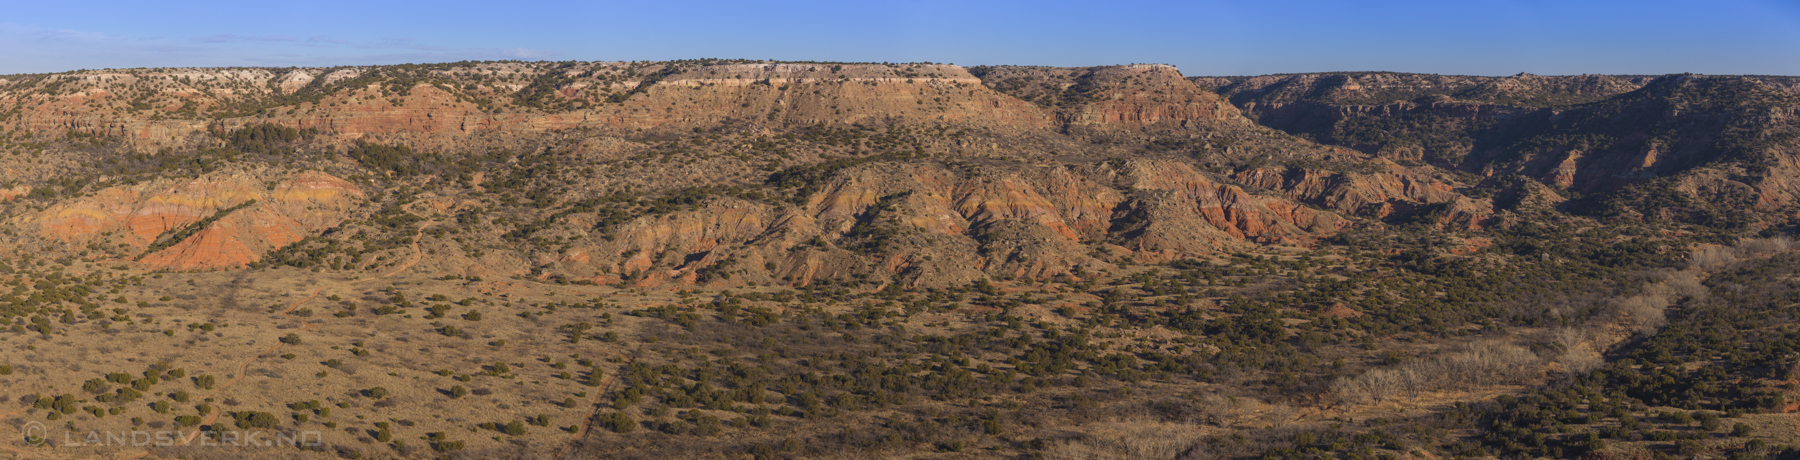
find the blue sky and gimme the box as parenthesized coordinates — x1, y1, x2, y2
(3, 0, 1796, 76)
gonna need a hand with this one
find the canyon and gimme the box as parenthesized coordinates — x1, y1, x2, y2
(0, 60, 1796, 460)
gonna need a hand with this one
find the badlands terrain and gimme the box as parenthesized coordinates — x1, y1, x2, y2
(0, 60, 1796, 458)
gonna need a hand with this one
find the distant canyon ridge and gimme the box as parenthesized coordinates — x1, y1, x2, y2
(0, 60, 1793, 286)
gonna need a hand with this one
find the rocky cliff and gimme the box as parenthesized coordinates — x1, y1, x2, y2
(1193, 72, 1649, 166)
(1469, 75, 1800, 227)
(10, 60, 1794, 285)
(32, 170, 365, 270)
(536, 156, 1395, 287)
(970, 64, 1244, 134)
(1199, 71, 1800, 230)
(0, 61, 1496, 285)
(1, 62, 1050, 153)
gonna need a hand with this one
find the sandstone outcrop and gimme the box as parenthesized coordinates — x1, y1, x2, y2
(34, 170, 364, 270)
(1, 62, 1053, 153)
(1200, 71, 1800, 229)
(540, 157, 1377, 286)
(971, 64, 1245, 134)
(0, 61, 1571, 284)
(1195, 72, 1647, 166)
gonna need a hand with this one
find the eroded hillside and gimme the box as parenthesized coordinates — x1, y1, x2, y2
(0, 61, 1486, 285)
(0, 61, 1795, 460)
(1200, 71, 1800, 231)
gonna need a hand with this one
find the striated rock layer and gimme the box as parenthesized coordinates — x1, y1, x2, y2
(537, 157, 1471, 287)
(0, 61, 1504, 285)
(35, 171, 365, 270)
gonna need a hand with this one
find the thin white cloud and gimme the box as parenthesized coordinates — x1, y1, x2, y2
(0, 22, 133, 43)
(0, 21, 569, 73)
(499, 47, 555, 60)
(192, 34, 303, 44)
(362, 37, 448, 52)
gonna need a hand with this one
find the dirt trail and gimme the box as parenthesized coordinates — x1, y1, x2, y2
(555, 351, 635, 460)
(115, 220, 436, 460)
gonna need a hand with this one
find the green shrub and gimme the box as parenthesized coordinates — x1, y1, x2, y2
(694, 415, 722, 436)
(232, 411, 279, 429)
(433, 440, 465, 452)
(1677, 439, 1703, 456)
(607, 413, 636, 433)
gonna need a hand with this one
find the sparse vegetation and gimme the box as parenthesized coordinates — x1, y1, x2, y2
(0, 62, 1796, 459)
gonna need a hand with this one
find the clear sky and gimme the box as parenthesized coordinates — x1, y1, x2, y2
(3, 0, 1796, 76)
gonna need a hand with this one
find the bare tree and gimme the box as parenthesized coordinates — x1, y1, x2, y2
(1689, 237, 1794, 270)
(1612, 294, 1669, 334)
(1550, 328, 1603, 373)
(1332, 341, 1540, 404)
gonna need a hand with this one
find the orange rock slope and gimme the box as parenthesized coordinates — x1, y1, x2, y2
(544, 158, 1394, 286)
(1, 61, 1494, 283)
(36, 171, 365, 270)
(1, 63, 1053, 153)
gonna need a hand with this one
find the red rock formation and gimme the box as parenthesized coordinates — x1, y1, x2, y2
(1223, 158, 1490, 229)
(0, 63, 1053, 152)
(544, 158, 1361, 286)
(0, 186, 29, 201)
(1056, 65, 1242, 130)
(0, 62, 1516, 284)
(972, 64, 1247, 134)
(1321, 304, 1363, 318)
(35, 170, 364, 270)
